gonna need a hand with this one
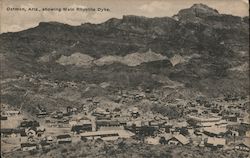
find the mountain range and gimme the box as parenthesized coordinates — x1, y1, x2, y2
(0, 4, 249, 111)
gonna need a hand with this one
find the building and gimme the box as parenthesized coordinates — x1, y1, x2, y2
(26, 128, 36, 137)
(3, 110, 20, 116)
(20, 120, 40, 128)
(246, 131, 250, 137)
(70, 117, 93, 133)
(1, 128, 14, 137)
(1, 128, 25, 137)
(205, 137, 226, 148)
(71, 124, 92, 134)
(92, 108, 111, 119)
(0, 116, 8, 120)
(21, 143, 37, 151)
(145, 136, 160, 145)
(203, 126, 228, 137)
(96, 120, 121, 129)
(115, 117, 130, 126)
(40, 142, 52, 150)
(131, 107, 140, 118)
(164, 124, 173, 133)
(80, 130, 134, 141)
(51, 111, 64, 119)
(149, 120, 164, 129)
(36, 111, 48, 118)
(229, 130, 240, 137)
(57, 134, 72, 144)
(167, 134, 190, 145)
(45, 136, 54, 142)
(234, 138, 250, 152)
(188, 115, 221, 123)
(223, 115, 238, 122)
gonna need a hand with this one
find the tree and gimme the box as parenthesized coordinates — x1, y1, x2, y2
(179, 127, 189, 136)
(187, 119, 198, 127)
(159, 137, 167, 145)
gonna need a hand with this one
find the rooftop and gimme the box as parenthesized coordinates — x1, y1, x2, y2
(207, 137, 226, 146)
(172, 134, 190, 145)
(80, 130, 134, 138)
(204, 126, 227, 135)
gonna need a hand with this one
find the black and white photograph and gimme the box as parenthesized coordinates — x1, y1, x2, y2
(0, 0, 249, 157)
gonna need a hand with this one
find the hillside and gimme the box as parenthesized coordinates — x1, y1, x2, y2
(0, 4, 249, 112)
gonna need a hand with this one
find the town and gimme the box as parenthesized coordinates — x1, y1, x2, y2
(1, 89, 249, 157)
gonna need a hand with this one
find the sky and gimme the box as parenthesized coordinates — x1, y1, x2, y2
(0, 0, 249, 33)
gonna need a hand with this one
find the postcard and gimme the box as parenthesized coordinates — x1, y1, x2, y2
(0, 0, 249, 157)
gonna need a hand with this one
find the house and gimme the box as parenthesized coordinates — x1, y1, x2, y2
(158, 134, 172, 144)
(125, 123, 156, 136)
(203, 126, 228, 137)
(0, 116, 8, 120)
(20, 120, 40, 128)
(229, 130, 240, 137)
(96, 120, 121, 129)
(246, 131, 250, 137)
(188, 115, 221, 123)
(163, 124, 173, 133)
(20, 129, 27, 137)
(116, 117, 129, 126)
(45, 136, 54, 142)
(145, 136, 160, 145)
(51, 111, 64, 119)
(93, 100, 100, 106)
(214, 120, 228, 127)
(57, 118, 69, 124)
(134, 93, 145, 101)
(21, 143, 37, 151)
(36, 111, 48, 118)
(167, 134, 190, 145)
(92, 108, 111, 120)
(149, 120, 164, 129)
(71, 124, 92, 134)
(205, 137, 226, 148)
(131, 107, 140, 118)
(57, 134, 72, 144)
(4, 110, 20, 116)
(36, 131, 44, 137)
(69, 120, 78, 126)
(26, 128, 36, 137)
(194, 129, 203, 136)
(95, 108, 109, 114)
(241, 122, 250, 128)
(1, 128, 14, 137)
(224, 115, 238, 122)
(40, 142, 52, 150)
(234, 138, 250, 152)
(67, 106, 73, 114)
(66, 106, 78, 115)
(127, 120, 142, 127)
(199, 139, 205, 147)
(69, 117, 92, 126)
(1, 128, 24, 137)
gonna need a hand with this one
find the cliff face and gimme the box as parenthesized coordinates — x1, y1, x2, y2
(0, 4, 249, 99)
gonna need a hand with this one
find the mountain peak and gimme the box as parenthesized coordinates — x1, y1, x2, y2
(190, 3, 219, 14)
(174, 3, 219, 22)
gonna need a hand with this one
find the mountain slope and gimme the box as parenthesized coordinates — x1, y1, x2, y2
(0, 4, 249, 109)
